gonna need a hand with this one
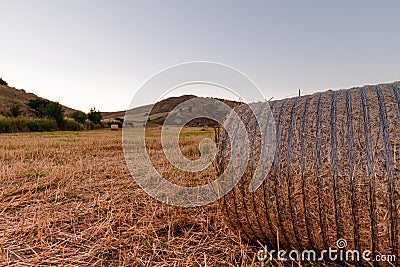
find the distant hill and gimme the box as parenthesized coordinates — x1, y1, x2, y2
(102, 95, 198, 120)
(102, 95, 240, 126)
(0, 85, 78, 117)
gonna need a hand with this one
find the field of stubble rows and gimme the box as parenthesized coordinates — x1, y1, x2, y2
(0, 129, 260, 266)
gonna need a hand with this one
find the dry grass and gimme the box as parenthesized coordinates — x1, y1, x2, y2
(0, 129, 261, 266)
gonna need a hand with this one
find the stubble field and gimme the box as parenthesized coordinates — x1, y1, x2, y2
(0, 129, 258, 266)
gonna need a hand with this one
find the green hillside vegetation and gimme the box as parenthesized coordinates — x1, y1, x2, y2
(0, 79, 240, 133)
(0, 83, 84, 133)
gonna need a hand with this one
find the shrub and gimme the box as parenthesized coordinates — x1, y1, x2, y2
(0, 118, 13, 133)
(88, 108, 103, 125)
(0, 117, 86, 133)
(26, 119, 57, 132)
(28, 99, 49, 118)
(45, 102, 65, 126)
(61, 120, 83, 131)
(84, 120, 95, 130)
(71, 111, 87, 124)
(10, 103, 21, 117)
(27, 99, 65, 124)
(0, 77, 8, 86)
(0, 117, 57, 133)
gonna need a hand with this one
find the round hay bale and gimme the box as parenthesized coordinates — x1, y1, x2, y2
(216, 82, 400, 264)
(110, 124, 119, 131)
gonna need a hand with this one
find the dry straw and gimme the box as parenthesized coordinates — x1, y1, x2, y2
(217, 82, 400, 265)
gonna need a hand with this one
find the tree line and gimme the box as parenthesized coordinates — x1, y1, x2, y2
(1, 99, 105, 134)
(0, 77, 125, 133)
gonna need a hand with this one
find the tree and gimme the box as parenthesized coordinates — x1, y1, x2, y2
(10, 103, 21, 117)
(88, 108, 102, 125)
(28, 99, 49, 118)
(0, 78, 8, 86)
(27, 99, 65, 125)
(71, 111, 87, 124)
(45, 102, 65, 125)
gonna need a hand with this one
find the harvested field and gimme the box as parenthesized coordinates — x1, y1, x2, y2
(0, 129, 262, 266)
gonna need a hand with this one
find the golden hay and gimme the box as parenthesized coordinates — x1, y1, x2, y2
(217, 82, 400, 266)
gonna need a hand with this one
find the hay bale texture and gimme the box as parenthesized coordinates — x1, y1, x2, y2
(216, 82, 400, 263)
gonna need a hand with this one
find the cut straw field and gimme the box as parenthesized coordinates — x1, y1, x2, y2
(0, 129, 261, 266)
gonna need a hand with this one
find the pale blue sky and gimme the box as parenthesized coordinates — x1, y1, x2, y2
(1, 0, 399, 112)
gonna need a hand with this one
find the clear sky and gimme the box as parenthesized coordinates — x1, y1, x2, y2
(1, 0, 399, 112)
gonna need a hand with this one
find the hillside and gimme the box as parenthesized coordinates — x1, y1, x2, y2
(102, 95, 240, 126)
(101, 95, 198, 120)
(1, 84, 239, 126)
(0, 85, 78, 117)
